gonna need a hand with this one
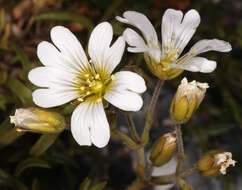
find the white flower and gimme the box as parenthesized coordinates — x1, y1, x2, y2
(116, 9, 232, 75)
(28, 22, 147, 148)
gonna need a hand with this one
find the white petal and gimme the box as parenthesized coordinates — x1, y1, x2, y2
(88, 22, 113, 70)
(104, 72, 145, 112)
(116, 11, 158, 47)
(50, 26, 89, 71)
(162, 9, 183, 53)
(90, 102, 110, 148)
(71, 103, 92, 146)
(161, 9, 200, 56)
(71, 102, 110, 148)
(32, 88, 78, 108)
(190, 39, 232, 56)
(105, 90, 143, 112)
(105, 36, 125, 73)
(28, 66, 76, 88)
(169, 57, 217, 73)
(123, 28, 146, 50)
(37, 41, 83, 73)
(113, 71, 147, 93)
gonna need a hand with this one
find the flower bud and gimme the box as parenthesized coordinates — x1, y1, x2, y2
(10, 108, 65, 134)
(170, 77, 209, 124)
(197, 150, 236, 177)
(144, 53, 183, 80)
(150, 132, 176, 166)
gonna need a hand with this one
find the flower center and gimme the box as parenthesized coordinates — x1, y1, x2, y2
(73, 60, 113, 103)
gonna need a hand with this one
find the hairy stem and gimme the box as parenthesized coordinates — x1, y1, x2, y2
(150, 174, 175, 185)
(181, 167, 198, 178)
(141, 79, 164, 145)
(125, 112, 140, 143)
(175, 124, 185, 176)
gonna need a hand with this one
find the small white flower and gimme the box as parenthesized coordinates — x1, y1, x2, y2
(116, 9, 232, 74)
(28, 22, 146, 148)
(214, 152, 236, 175)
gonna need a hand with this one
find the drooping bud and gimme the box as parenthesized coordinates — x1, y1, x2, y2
(10, 108, 65, 134)
(197, 150, 236, 177)
(170, 77, 209, 124)
(150, 132, 176, 166)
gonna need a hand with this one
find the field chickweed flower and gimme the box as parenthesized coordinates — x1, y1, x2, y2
(28, 22, 146, 148)
(116, 9, 232, 80)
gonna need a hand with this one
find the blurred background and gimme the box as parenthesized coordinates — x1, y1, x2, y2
(0, 0, 241, 189)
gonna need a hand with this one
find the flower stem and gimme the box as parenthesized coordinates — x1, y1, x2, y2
(181, 167, 198, 178)
(141, 79, 164, 145)
(150, 174, 175, 185)
(125, 112, 140, 143)
(175, 124, 185, 176)
(136, 148, 146, 181)
(111, 128, 139, 150)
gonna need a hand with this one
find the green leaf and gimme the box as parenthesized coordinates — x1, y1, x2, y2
(6, 78, 33, 106)
(0, 168, 28, 190)
(10, 42, 32, 79)
(29, 133, 60, 157)
(90, 182, 107, 190)
(78, 178, 91, 190)
(35, 12, 94, 31)
(14, 158, 51, 178)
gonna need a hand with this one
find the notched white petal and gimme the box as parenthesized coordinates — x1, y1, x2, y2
(123, 28, 146, 49)
(50, 26, 89, 69)
(116, 11, 158, 47)
(169, 57, 217, 73)
(71, 103, 92, 146)
(90, 102, 110, 148)
(32, 89, 78, 108)
(113, 71, 147, 93)
(88, 22, 113, 69)
(190, 39, 232, 56)
(71, 102, 110, 148)
(105, 36, 125, 73)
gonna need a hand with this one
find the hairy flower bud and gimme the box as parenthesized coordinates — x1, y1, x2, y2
(170, 77, 209, 124)
(197, 150, 236, 177)
(10, 108, 65, 134)
(150, 132, 176, 166)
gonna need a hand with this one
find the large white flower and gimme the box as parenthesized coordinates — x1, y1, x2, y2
(116, 9, 232, 79)
(28, 22, 146, 148)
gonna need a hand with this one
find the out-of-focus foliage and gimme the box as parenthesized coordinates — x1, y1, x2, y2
(0, 0, 241, 190)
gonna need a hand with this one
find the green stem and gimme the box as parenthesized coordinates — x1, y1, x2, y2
(181, 167, 198, 178)
(141, 79, 164, 145)
(111, 128, 139, 150)
(150, 174, 175, 185)
(125, 112, 140, 143)
(136, 148, 146, 181)
(175, 124, 185, 176)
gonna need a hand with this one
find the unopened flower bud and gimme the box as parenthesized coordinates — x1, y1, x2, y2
(197, 150, 236, 177)
(10, 108, 65, 134)
(170, 77, 209, 124)
(150, 132, 176, 166)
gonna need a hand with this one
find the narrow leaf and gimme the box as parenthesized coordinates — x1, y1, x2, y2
(78, 178, 91, 190)
(35, 12, 94, 31)
(29, 133, 60, 157)
(90, 182, 107, 190)
(15, 158, 51, 178)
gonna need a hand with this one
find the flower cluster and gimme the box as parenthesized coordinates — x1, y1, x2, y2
(10, 9, 236, 185)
